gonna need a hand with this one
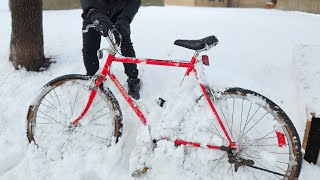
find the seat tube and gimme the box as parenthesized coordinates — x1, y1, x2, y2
(185, 52, 199, 76)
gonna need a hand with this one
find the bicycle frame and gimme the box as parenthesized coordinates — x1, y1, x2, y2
(71, 51, 236, 151)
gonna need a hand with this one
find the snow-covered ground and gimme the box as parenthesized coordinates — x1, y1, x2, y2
(1, 1, 320, 180)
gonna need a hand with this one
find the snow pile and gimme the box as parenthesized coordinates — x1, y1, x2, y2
(293, 45, 320, 117)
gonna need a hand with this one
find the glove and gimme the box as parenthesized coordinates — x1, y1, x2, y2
(114, 18, 130, 37)
(87, 8, 113, 37)
(94, 19, 113, 37)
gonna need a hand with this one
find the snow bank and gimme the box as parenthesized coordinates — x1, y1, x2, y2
(293, 45, 320, 117)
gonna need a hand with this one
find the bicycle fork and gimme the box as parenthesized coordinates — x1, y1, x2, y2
(70, 54, 114, 127)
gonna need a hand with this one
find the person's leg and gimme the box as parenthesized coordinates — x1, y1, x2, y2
(82, 13, 101, 76)
(121, 35, 140, 99)
(121, 35, 139, 78)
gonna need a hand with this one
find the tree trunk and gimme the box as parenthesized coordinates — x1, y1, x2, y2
(10, 0, 46, 71)
(227, 0, 232, 7)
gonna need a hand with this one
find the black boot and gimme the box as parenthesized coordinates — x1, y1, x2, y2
(127, 78, 141, 100)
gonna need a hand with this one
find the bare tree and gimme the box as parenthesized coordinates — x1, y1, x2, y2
(9, 0, 47, 71)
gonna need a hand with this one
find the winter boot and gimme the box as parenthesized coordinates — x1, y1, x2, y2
(127, 78, 141, 100)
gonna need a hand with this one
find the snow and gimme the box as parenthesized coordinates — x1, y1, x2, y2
(1, 3, 320, 180)
(293, 45, 320, 118)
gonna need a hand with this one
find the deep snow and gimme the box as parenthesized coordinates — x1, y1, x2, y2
(1, 2, 320, 180)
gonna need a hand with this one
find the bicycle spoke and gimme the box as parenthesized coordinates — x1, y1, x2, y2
(37, 110, 60, 124)
(264, 152, 290, 155)
(240, 154, 261, 160)
(242, 102, 252, 134)
(246, 107, 261, 128)
(242, 112, 268, 138)
(277, 161, 289, 165)
(206, 127, 228, 142)
(239, 99, 244, 140)
(89, 112, 111, 123)
(236, 106, 261, 143)
(231, 164, 234, 180)
(71, 89, 80, 116)
(211, 152, 228, 171)
(90, 123, 108, 127)
(43, 97, 58, 110)
(239, 136, 278, 148)
(241, 154, 289, 165)
(92, 99, 103, 108)
(226, 164, 232, 176)
(231, 98, 235, 141)
(240, 130, 275, 152)
(276, 166, 287, 173)
(242, 151, 283, 179)
(59, 135, 72, 151)
(219, 106, 235, 141)
(244, 166, 259, 180)
(36, 115, 56, 122)
(250, 144, 288, 147)
(247, 136, 277, 142)
(236, 113, 274, 146)
(53, 89, 61, 107)
(84, 132, 109, 141)
(32, 122, 61, 125)
(247, 165, 285, 178)
(41, 102, 57, 111)
(94, 106, 110, 115)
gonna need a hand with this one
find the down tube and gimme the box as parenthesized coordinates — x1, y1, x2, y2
(108, 73, 147, 125)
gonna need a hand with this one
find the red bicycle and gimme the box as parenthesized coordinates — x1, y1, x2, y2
(27, 29, 302, 179)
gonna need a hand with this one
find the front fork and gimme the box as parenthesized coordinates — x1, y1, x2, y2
(70, 53, 115, 126)
(69, 75, 104, 126)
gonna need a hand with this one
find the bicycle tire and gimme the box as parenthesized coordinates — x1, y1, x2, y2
(26, 74, 123, 153)
(179, 87, 302, 180)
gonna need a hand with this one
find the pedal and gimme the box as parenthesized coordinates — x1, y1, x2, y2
(157, 98, 166, 107)
(131, 167, 149, 178)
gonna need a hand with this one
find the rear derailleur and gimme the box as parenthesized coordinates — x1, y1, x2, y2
(226, 147, 254, 172)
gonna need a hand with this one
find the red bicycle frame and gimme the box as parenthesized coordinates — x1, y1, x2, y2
(71, 52, 235, 150)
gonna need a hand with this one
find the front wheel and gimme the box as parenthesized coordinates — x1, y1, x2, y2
(180, 87, 302, 180)
(26, 74, 123, 154)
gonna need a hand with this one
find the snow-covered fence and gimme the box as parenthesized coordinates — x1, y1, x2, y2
(293, 45, 320, 165)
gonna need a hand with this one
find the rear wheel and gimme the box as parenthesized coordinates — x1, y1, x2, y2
(179, 87, 302, 180)
(27, 74, 122, 154)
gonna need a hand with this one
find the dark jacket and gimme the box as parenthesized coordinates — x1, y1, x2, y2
(80, 0, 141, 23)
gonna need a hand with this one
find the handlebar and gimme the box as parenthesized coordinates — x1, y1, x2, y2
(82, 24, 122, 55)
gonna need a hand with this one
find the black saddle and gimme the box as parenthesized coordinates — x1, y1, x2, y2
(174, 36, 219, 51)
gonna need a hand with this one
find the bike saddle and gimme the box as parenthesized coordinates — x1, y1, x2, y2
(174, 35, 219, 51)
